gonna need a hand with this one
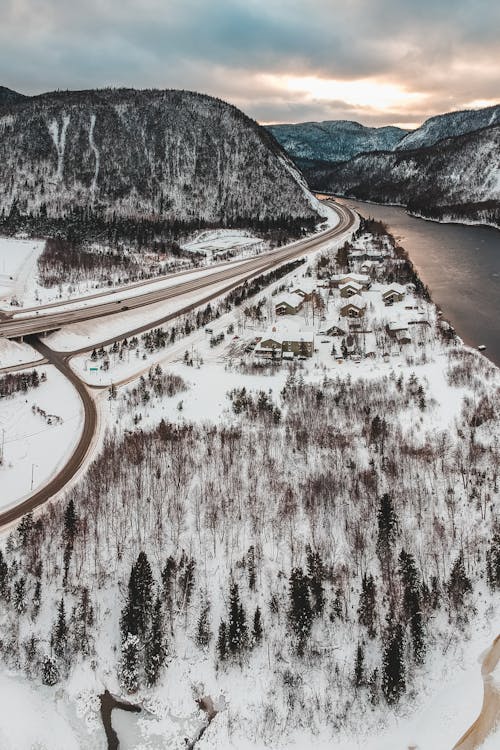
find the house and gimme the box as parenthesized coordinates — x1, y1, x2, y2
(359, 260, 376, 274)
(339, 281, 363, 298)
(282, 333, 314, 358)
(254, 334, 283, 359)
(340, 295, 367, 318)
(254, 328, 314, 359)
(387, 321, 411, 344)
(382, 284, 406, 305)
(318, 322, 346, 337)
(274, 293, 304, 316)
(339, 273, 371, 290)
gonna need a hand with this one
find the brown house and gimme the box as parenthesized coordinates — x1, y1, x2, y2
(340, 295, 367, 318)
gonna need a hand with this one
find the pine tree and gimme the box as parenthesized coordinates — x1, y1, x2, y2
(358, 573, 377, 638)
(120, 634, 140, 693)
(52, 598, 68, 659)
(306, 546, 325, 615)
(217, 621, 227, 661)
(196, 601, 212, 649)
(486, 532, 500, 589)
(288, 567, 313, 656)
(447, 551, 472, 613)
(247, 546, 256, 591)
(121, 551, 154, 640)
(228, 582, 247, 655)
(354, 642, 365, 688)
(381, 616, 405, 704)
(145, 596, 167, 687)
(376, 494, 398, 573)
(251, 606, 263, 646)
(41, 656, 59, 686)
(63, 499, 78, 545)
(71, 588, 94, 655)
(0, 549, 8, 599)
(399, 550, 425, 663)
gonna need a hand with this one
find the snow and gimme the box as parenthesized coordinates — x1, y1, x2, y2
(0, 365, 83, 508)
(0, 337, 42, 369)
(0, 671, 83, 750)
(0, 236, 45, 301)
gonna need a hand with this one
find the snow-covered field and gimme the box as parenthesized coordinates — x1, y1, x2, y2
(0, 337, 42, 370)
(0, 237, 45, 302)
(0, 365, 83, 507)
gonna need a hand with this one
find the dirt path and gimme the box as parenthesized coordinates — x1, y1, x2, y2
(453, 634, 500, 750)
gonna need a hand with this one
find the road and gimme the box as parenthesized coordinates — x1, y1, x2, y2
(0, 200, 356, 528)
(0, 202, 355, 340)
(0, 336, 98, 527)
(453, 634, 500, 750)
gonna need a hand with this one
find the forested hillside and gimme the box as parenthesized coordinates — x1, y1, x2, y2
(0, 88, 319, 239)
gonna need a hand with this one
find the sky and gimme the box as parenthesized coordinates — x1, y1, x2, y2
(2, 0, 500, 128)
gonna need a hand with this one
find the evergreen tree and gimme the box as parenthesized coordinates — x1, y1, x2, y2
(71, 588, 94, 655)
(52, 598, 68, 659)
(288, 567, 313, 656)
(121, 551, 154, 640)
(486, 532, 500, 589)
(14, 576, 26, 613)
(228, 582, 248, 655)
(354, 642, 365, 688)
(0, 549, 8, 599)
(447, 551, 472, 613)
(358, 573, 377, 638)
(196, 600, 212, 649)
(381, 616, 406, 704)
(145, 596, 167, 687)
(217, 621, 227, 661)
(306, 546, 325, 615)
(251, 607, 263, 646)
(376, 494, 398, 571)
(41, 656, 59, 686)
(120, 634, 140, 693)
(63, 498, 78, 545)
(399, 550, 425, 663)
(247, 546, 256, 591)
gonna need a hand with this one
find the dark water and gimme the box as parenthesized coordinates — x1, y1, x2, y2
(339, 198, 500, 367)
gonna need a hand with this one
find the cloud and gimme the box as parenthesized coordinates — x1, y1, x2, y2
(2, 0, 500, 126)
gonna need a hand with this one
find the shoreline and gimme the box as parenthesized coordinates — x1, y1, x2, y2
(338, 197, 500, 369)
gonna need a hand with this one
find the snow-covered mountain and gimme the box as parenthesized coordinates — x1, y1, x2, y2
(267, 120, 409, 164)
(396, 103, 500, 151)
(0, 86, 26, 106)
(308, 124, 500, 227)
(0, 88, 318, 230)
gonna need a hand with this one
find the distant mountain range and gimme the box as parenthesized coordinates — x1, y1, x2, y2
(266, 120, 409, 165)
(0, 87, 319, 237)
(268, 104, 500, 228)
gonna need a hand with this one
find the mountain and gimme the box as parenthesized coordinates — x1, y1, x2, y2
(0, 88, 319, 233)
(396, 103, 500, 151)
(307, 124, 500, 227)
(267, 120, 410, 164)
(0, 86, 27, 106)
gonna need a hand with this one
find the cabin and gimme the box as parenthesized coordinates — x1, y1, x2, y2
(339, 281, 363, 298)
(275, 293, 304, 316)
(382, 284, 406, 305)
(339, 273, 371, 290)
(340, 295, 367, 318)
(318, 323, 346, 337)
(282, 333, 314, 358)
(254, 335, 283, 359)
(387, 321, 411, 344)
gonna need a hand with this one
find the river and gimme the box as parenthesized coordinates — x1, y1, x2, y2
(337, 198, 500, 367)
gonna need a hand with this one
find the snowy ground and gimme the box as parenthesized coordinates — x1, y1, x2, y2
(0, 236, 45, 302)
(0, 365, 83, 508)
(0, 337, 42, 370)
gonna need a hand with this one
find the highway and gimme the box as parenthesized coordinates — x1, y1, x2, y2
(0, 200, 356, 528)
(0, 202, 355, 340)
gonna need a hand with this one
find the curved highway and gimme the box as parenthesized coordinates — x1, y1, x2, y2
(0, 200, 356, 528)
